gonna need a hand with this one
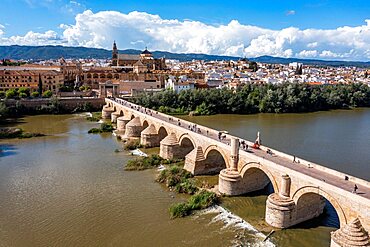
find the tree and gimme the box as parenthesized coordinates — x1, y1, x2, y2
(31, 91, 39, 98)
(38, 74, 43, 96)
(42, 90, 52, 98)
(19, 92, 28, 98)
(18, 87, 30, 97)
(0, 102, 8, 121)
(5, 89, 17, 99)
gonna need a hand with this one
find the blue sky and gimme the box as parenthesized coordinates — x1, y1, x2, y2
(0, 0, 370, 60)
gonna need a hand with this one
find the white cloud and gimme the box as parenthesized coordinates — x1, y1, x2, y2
(1, 10, 370, 61)
(286, 10, 296, 16)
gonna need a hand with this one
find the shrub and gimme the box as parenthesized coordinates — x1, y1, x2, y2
(42, 90, 53, 98)
(169, 190, 219, 219)
(5, 89, 17, 99)
(124, 154, 164, 171)
(19, 92, 28, 98)
(157, 166, 193, 188)
(175, 180, 198, 194)
(123, 139, 142, 150)
(100, 122, 113, 132)
(169, 203, 191, 218)
(88, 128, 102, 134)
(31, 91, 39, 98)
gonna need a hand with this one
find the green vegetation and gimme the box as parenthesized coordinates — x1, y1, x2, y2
(86, 112, 102, 122)
(88, 122, 114, 134)
(0, 127, 45, 139)
(124, 154, 164, 171)
(157, 165, 197, 194)
(42, 90, 53, 98)
(169, 190, 219, 219)
(130, 83, 370, 115)
(123, 139, 142, 150)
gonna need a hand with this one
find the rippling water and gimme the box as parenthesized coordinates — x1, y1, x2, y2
(1, 109, 368, 246)
(0, 115, 273, 247)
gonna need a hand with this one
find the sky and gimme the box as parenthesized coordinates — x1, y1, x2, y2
(0, 0, 370, 61)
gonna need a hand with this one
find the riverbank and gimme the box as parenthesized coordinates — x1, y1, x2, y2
(0, 127, 45, 139)
(0, 98, 104, 122)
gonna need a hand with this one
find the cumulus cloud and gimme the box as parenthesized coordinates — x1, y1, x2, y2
(1, 10, 370, 61)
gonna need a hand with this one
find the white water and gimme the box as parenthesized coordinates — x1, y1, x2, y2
(200, 205, 276, 247)
(130, 149, 148, 157)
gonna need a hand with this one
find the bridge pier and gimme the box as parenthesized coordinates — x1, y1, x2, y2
(265, 174, 296, 228)
(111, 112, 120, 123)
(159, 133, 180, 159)
(117, 116, 131, 132)
(330, 218, 370, 247)
(141, 125, 159, 147)
(125, 117, 143, 137)
(219, 138, 243, 195)
(102, 105, 114, 119)
(184, 147, 206, 175)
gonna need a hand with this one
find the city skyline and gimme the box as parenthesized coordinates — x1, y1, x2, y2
(0, 0, 370, 61)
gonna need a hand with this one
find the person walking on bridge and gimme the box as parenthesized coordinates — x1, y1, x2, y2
(352, 184, 358, 193)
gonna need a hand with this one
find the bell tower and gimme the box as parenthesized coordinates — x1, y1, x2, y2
(112, 41, 118, 66)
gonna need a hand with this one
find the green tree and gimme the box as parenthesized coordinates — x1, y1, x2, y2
(31, 91, 40, 98)
(42, 90, 52, 98)
(18, 87, 30, 96)
(5, 89, 17, 99)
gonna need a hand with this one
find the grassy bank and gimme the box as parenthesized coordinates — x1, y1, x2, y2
(0, 127, 45, 139)
(125, 154, 163, 171)
(86, 112, 102, 122)
(169, 190, 219, 218)
(123, 139, 142, 150)
(88, 122, 114, 134)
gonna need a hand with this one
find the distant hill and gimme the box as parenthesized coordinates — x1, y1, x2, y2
(0, 45, 240, 62)
(250, 55, 370, 68)
(0, 45, 369, 67)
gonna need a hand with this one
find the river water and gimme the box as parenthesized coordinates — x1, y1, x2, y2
(0, 109, 369, 247)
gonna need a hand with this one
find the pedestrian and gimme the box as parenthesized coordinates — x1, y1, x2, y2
(352, 184, 358, 193)
(293, 156, 296, 163)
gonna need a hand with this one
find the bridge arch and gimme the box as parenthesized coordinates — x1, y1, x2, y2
(202, 145, 228, 174)
(130, 114, 135, 120)
(178, 134, 196, 148)
(119, 110, 124, 116)
(292, 186, 347, 227)
(178, 135, 195, 158)
(113, 106, 116, 112)
(204, 145, 230, 169)
(142, 120, 149, 130)
(157, 126, 168, 142)
(239, 162, 279, 194)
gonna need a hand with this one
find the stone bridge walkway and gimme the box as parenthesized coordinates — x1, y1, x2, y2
(114, 98, 370, 199)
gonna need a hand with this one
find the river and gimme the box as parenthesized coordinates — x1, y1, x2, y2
(0, 108, 369, 247)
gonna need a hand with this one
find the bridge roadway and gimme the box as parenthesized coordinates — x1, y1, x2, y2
(113, 97, 370, 200)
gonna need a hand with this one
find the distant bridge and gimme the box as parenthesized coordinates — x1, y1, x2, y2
(103, 98, 370, 247)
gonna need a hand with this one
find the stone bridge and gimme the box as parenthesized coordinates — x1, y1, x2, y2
(103, 98, 370, 247)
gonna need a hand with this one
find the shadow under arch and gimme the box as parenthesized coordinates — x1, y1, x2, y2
(204, 145, 230, 169)
(292, 186, 345, 228)
(119, 110, 124, 116)
(113, 106, 116, 112)
(202, 145, 228, 175)
(178, 135, 195, 158)
(142, 120, 149, 130)
(157, 126, 168, 142)
(237, 162, 278, 195)
(130, 114, 135, 120)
